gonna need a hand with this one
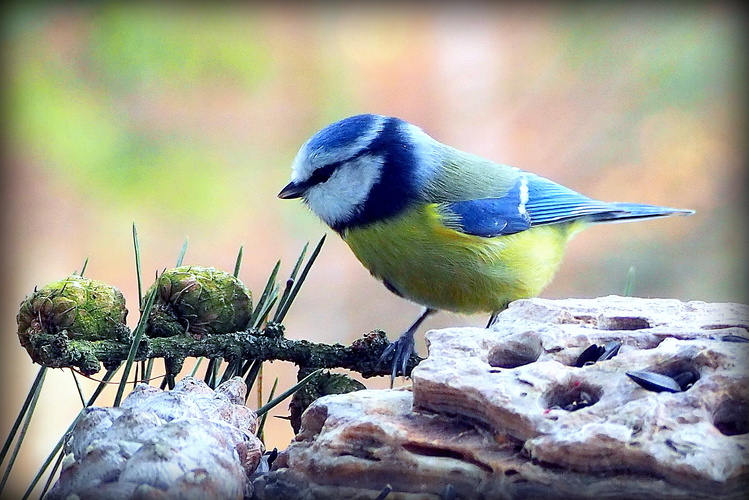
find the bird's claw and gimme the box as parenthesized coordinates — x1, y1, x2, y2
(377, 333, 416, 386)
(376, 308, 433, 386)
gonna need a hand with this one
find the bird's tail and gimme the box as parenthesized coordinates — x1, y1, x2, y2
(587, 203, 694, 224)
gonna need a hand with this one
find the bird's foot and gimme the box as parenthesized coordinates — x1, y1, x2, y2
(377, 307, 436, 387)
(377, 330, 417, 385)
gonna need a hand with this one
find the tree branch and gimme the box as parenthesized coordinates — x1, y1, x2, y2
(23, 328, 420, 379)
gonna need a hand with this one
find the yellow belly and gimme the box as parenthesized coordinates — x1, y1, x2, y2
(342, 204, 581, 313)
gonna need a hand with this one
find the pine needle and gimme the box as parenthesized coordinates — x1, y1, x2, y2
(0, 367, 47, 473)
(78, 257, 89, 277)
(242, 359, 263, 403)
(272, 242, 308, 323)
(0, 368, 47, 494)
(233, 246, 243, 278)
(70, 369, 86, 407)
(114, 288, 156, 406)
(249, 260, 281, 329)
(256, 377, 279, 442)
(190, 357, 204, 377)
(143, 358, 155, 384)
(256, 368, 323, 417)
(273, 235, 326, 323)
(22, 368, 119, 500)
(133, 224, 144, 309)
(623, 266, 636, 297)
(176, 238, 189, 267)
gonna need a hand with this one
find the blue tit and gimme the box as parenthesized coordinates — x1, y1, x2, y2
(278, 114, 693, 380)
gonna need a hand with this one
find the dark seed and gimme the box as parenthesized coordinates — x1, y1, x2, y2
(599, 341, 621, 361)
(626, 371, 682, 393)
(266, 447, 279, 468)
(563, 391, 595, 411)
(721, 334, 749, 343)
(672, 371, 698, 391)
(374, 485, 392, 500)
(574, 344, 605, 367)
(441, 484, 457, 500)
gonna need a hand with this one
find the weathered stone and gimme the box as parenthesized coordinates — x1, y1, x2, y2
(262, 297, 749, 499)
(47, 377, 262, 500)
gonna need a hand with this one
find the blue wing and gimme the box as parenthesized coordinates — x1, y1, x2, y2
(441, 181, 531, 237)
(439, 173, 693, 238)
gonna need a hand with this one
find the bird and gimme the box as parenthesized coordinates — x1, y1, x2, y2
(278, 114, 694, 381)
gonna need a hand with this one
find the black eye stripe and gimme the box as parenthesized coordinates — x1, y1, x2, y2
(307, 146, 376, 188)
(309, 163, 338, 185)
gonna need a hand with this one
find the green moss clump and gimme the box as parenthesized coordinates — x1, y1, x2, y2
(146, 266, 252, 339)
(289, 372, 366, 433)
(17, 275, 130, 363)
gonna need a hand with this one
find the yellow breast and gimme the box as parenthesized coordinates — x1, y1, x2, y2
(342, 204, 581, 313)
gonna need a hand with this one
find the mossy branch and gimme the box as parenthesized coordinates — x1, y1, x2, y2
(22, 327, 420, 379)
(17, 236, 416, 383)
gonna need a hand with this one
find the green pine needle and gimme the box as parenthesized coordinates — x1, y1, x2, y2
(234, 246, 244, 278)
(203, 357, 223, 389)
(219, 358, 241, 385)
(78, 257, 89, 277)
(114, 288, 157, 406)
(273, 242, 308, 322)
(190, 357, 205, 377)
(210, 358, 222, 389)
(70, 369, 86, 407)
(242, 359, 263, 403)
(624, 266, 636, 297)
(176, 238, 189, 267)
(165, 371, 176, 390)
(0, 369, 47, 494)
(256, 377, 279, 441)
(252, 295, 278, 330)
(132, 224, 144, 309)
(143, 358, 155, 384)
(273, 235, 326, 324)
(22, 368, 119, 500)
(255, 368, 323, 417)
(203, 358, 218, 385)
(249, 260, 281, 329)
(39, 447, 66, 499)
(0, 366, 47, 472)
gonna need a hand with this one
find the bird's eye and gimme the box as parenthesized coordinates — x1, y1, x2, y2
(309, 164, 337, 185)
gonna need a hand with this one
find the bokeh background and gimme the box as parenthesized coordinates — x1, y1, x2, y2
(2, 2, 746, 495)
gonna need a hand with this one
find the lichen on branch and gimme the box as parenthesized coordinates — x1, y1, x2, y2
(21, 326, 415, 379)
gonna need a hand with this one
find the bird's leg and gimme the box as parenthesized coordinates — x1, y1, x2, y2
(486, 311, 500, 328)
(378, 307, 436, 386)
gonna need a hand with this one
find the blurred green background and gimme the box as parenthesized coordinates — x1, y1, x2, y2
(1, 3, 745, 495)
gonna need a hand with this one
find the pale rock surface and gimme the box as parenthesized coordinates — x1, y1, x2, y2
(46, 376, 262, 500)
(258, 297, 748, 499)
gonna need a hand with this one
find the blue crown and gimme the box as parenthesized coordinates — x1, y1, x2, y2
(305, 114, 381, 153)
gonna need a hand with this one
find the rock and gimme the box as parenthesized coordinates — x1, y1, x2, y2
(46, 377, 262, 500)
(261, 297, 749, 499)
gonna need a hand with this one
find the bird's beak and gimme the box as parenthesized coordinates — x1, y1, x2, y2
(278, 181, 305, 199)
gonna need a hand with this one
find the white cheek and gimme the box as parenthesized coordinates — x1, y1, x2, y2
(305, 155, 384, 227)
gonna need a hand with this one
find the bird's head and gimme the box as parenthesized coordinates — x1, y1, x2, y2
(279, 114, 439, 232)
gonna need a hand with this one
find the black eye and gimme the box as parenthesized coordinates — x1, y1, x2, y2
(309, 164, 337, 185)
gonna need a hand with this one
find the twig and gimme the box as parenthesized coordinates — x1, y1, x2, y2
(23, 329, 413, 379)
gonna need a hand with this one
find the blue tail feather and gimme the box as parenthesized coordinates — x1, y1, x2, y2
(586, 203, 695, 224)
(523, 173, 694, 227)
